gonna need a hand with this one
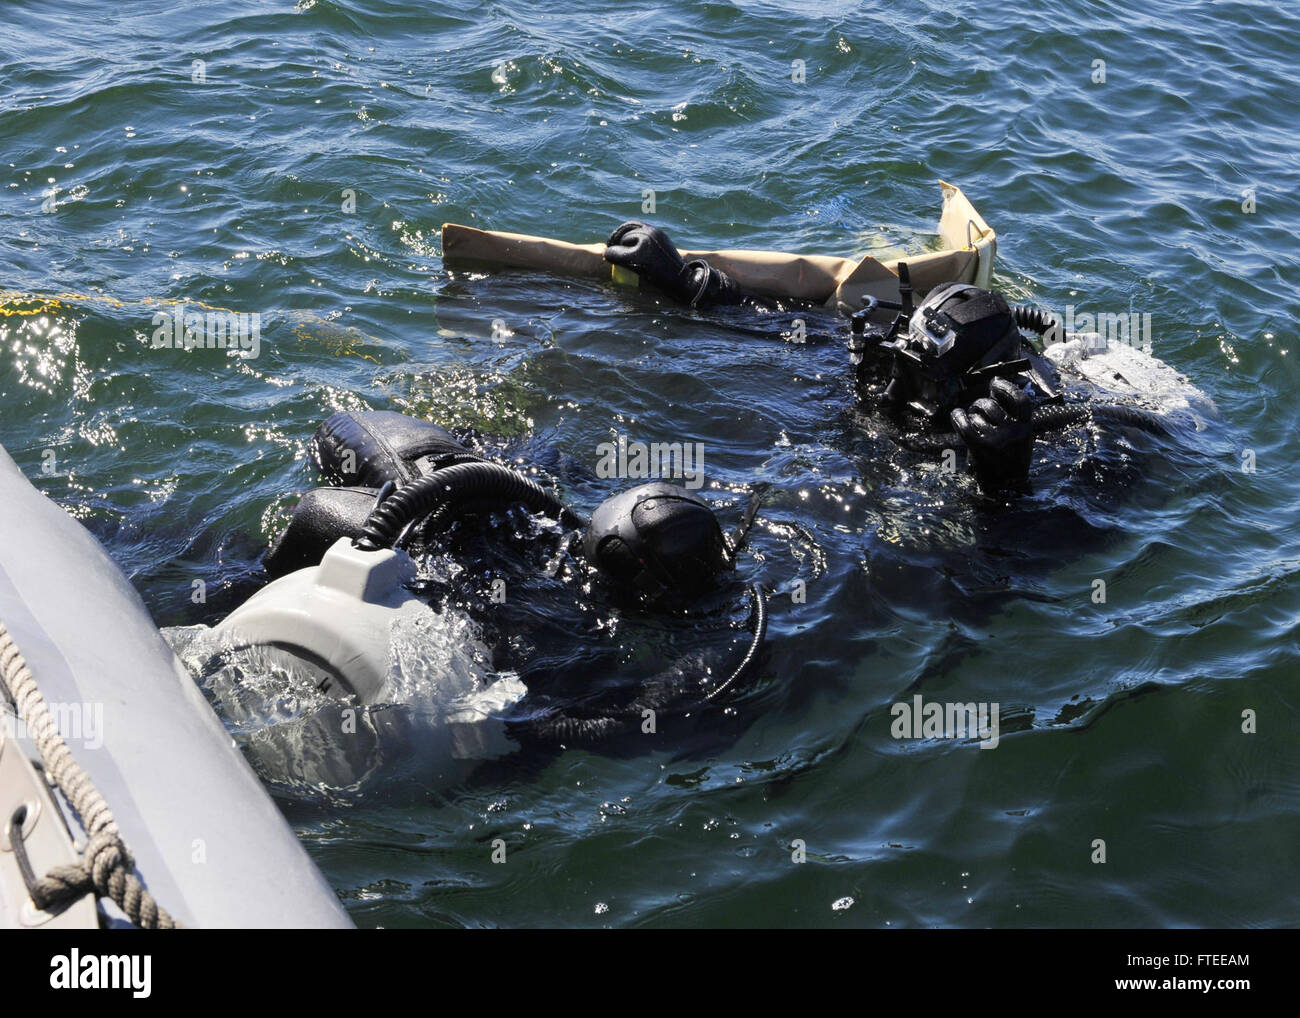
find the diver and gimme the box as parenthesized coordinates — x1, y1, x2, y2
(210, 227, 1200, 765)
(242, 408, 769, 750)
(603, 221, 1182, 497)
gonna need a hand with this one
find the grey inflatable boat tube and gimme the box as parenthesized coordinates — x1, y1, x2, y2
(0, 444, 351, 929)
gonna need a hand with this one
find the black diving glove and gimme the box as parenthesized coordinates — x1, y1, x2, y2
(950, 377, 1035, 495)
(605, 221, 745, 307)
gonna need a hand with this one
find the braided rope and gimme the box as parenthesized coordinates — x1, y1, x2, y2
(0, 621, 178, 928)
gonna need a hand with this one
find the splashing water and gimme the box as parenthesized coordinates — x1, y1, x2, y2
(164, 599, 527, 801)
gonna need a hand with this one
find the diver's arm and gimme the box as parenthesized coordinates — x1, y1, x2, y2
(508, 678, 685, 748)
(507, 650, 722, 748)
(604, 222, 756, 309)
(510, 711, 624, 747)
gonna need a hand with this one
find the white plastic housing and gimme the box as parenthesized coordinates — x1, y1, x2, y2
(215, 538, 427, 703)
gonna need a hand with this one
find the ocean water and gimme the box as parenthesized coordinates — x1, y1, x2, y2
(2, 0, 1298, 927)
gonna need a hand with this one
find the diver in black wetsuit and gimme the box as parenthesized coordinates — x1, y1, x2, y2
(262, 409, 767, 749)
(602, 222, 1177, 499)
(241, 227, 1193, 754)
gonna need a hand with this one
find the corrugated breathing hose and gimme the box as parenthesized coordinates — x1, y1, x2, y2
(352, 460, 585, 551)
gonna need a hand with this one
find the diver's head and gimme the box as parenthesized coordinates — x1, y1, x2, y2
(583, 482, 730, 603)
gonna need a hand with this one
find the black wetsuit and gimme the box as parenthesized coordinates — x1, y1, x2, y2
(264, 410, 758, 750)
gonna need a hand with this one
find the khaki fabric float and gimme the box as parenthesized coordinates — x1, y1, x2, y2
(441, 181, 995, 308)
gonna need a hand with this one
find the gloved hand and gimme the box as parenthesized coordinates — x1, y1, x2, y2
(605, 222, 745, 307)
(605, 221, 689, 298)
(950, 377, 1035, 495)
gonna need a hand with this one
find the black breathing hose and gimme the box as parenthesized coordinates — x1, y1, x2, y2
(1035, 402, 1169, 436)
(705, 583, 768, 702)
(726, 483, 769, 560)
(1010, 303, 1060, 339)
(352, 460, 584, 551)
(899, 401, 1169, 453)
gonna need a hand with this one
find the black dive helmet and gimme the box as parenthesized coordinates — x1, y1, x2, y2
(850, 267, 1038, 425)
(885, 282, 1025, 423)
(583, 482, 731, 602)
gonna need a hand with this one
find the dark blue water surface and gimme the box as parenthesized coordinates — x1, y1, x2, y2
(2, 0, 1298, 927)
